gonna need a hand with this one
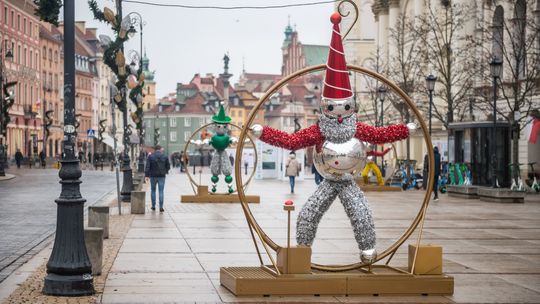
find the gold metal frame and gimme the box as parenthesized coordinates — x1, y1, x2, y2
(182, 122, 258, 195)
(234, 65, 434, 273)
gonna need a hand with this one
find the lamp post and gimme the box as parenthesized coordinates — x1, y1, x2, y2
(377, 86, 387, 168)
(425, 74, 437, 136)
(43, 0, 95, 295)
(378, 85, 387, 127)
(0, 41, 14, 176)
(115, 3, 134, 202)
(490, 56, 502, 188)
(124, 11, 146, 173)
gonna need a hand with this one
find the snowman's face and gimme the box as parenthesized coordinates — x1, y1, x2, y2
(320, 97, 357, 120)
(214, 123, 228, 135)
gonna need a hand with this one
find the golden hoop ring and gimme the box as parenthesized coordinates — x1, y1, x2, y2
(183, 122, 258, 195)
(234, 64, 434, 272)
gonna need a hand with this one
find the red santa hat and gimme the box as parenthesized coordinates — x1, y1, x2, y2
(322, 12, 353, 100)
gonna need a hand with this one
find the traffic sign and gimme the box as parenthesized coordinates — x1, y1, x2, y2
(87, 129, 96, 138)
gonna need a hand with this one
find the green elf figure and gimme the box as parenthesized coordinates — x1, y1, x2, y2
(205, 103, 237, 193)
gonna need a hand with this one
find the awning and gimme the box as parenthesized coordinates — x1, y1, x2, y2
(101, 133, 123, 152)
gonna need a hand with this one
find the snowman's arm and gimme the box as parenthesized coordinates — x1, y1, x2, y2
(259, 124, 323, 150)
(355, 122, 409, 144)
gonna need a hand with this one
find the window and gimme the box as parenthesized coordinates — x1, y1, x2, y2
(29, 50, 32, 68)
(492, 6, 504, 60)
(10, 11, 13, 27)
(162, 120, 166, 127)
(184, 131, 191, 142)
(29, 21, 32, 36)
(54, 50, 58, 62)
(184, 117, 191, 127)
(231, 110, 235, 117)
(48, 48, 52, 61)
(3, 8, 7, 24)
(199, 117, 205, 125)
(170, 117, 176, 127)
(17, 45, 20, 64)
(23, 18, 26, 34)
(42, 46, 46, 58)
(170, 131, 177, 142)
(17, 14, 20, 30)
(23, 47, 26, 66)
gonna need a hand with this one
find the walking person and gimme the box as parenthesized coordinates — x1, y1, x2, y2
(39, 150, 46, 169)
(145, 145, 171, 212)
(15, 149, 23, 169)
(433, 146, 441, 201)
(285, 151, 301, 194)
(87, 152, 92, 170)
(179, 151, 185, 172)
(312, 164, 323, 185)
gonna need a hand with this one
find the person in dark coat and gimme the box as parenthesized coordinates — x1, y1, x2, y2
(15, 149, 23, 169)
(312, 164, 323, 185)
(145, 145, 171, 212)
(433, 146, 441, 201)
(39, 150, 46, 168)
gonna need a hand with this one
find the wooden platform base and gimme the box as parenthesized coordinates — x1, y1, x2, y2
(220, 265, 453, 296)
(181, 186, 260, 203)
(355, 181, 403, 192)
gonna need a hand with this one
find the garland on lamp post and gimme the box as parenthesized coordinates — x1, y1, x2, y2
(88, 0, 144, 201)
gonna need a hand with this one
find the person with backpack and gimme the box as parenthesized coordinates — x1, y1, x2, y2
(285, 151, 301, 194)
(145, 145, 171, 212)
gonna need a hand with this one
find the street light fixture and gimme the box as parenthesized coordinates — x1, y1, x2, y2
(124, 11, 146, 173)
(489, 56, 502, 188)
(378, 85, 387, 127)
(425, 74, 437, 136)
(43, 0, 94, 295)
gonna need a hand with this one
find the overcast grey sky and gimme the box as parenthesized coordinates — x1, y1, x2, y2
(74, 0, 334, 98)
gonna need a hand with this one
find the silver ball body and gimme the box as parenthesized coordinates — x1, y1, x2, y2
(314, 138, 367, 181)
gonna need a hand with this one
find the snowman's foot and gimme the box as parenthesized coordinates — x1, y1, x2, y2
(360, 248, 377, 265)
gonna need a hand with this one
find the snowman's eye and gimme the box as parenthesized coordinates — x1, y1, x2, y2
(345, 104, 351, 111)
(327, 105, 334, 111)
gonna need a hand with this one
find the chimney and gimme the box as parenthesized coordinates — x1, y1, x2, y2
(86, 28, 97, 38)
(75, 21, 86, 33)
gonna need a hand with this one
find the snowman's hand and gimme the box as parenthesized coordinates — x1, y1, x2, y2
(230, 137, 238, 144)
(250, 124, 263, 139)
(406, 122, 418, 131)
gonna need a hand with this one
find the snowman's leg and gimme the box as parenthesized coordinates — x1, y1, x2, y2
(210, 151, 221, 192)
(221, 151, 234, 193)
(296, 179, 340, 247)
(338, 180, 376, 251)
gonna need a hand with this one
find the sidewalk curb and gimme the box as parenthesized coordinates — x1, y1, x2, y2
(0, 174, 15, 181)
(0, 188, 129, 304)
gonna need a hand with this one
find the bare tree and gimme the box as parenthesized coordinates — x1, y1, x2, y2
(474, 0, 540, 173)
(412, 0, 478, 128)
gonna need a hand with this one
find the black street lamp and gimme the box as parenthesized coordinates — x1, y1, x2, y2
(43, 0, 95, 296)
(490, 56, 503, 188)
(124, 11, 146, 173)
(425, 74, 437, 136)
(0, 41, 14, 177)
(377, 86, 387, 168)
(378, 85, 387, 127)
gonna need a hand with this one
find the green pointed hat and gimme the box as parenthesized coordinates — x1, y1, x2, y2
(212, 103, 232, 124)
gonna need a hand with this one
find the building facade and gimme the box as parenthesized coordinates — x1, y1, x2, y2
(1, 0, 42, 159)
(370, 0, 540, 177)
(281, 21, 329, 76)
(39, 23, 63, 159)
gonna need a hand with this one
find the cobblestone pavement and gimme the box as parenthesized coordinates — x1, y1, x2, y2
(0, 168, 117, 283)
(99, 170, 540, 303)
